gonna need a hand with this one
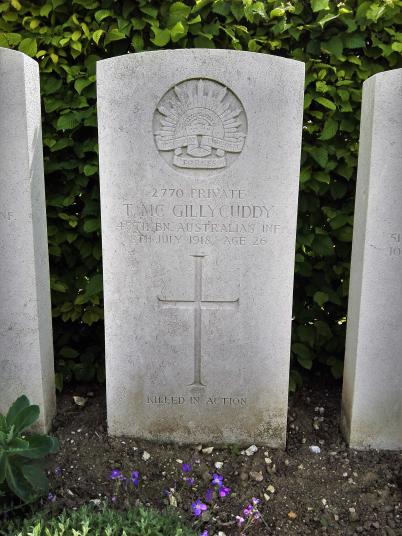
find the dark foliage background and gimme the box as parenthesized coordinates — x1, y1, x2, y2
(1, 0, 401, 390)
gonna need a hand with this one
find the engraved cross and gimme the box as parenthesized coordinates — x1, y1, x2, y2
(158, 255, 239, 387)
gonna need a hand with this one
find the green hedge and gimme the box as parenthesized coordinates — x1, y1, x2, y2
(1, 0, 401, 389)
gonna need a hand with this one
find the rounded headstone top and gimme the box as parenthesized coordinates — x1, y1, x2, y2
(96, 48, 305, 72)
(0, 46, 38, 65)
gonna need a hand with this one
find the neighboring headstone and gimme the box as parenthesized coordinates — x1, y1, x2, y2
(97, 50, 304, 446)
(342, 68, 402, 450)
(0, 48, 55, 431)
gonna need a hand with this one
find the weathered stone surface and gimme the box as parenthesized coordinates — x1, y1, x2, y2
(342, 68, 402, 450)
(0, 48, 55, 431)
(97, 49, 304, 446)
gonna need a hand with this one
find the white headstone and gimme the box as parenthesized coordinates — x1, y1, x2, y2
(0, 48, 55, 431)
(342, 68, 402, 450)
(97, 50, 304, 446)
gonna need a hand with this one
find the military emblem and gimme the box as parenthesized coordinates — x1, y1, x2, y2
(153, 78, 247, 171)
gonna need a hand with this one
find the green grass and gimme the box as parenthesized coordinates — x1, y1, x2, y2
(0, 505, 197, 536)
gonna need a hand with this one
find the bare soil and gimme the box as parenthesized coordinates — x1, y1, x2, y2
(16, 375, 402, 535)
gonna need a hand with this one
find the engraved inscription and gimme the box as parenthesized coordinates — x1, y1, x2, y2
(153, 79, 247, 172)
(116, 184, 283, 247)
(370, 232, 402, 257)
(0, 209, 15, 222)
(158, 255, 239, 387)
(145, 395, 247, 407)
(389, 233, 401, 256)
(152, 188, 246, 199)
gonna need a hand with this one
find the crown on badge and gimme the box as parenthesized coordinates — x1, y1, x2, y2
(154, 79, 246, 170)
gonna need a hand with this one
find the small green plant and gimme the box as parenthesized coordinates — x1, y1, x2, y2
(0, 505, 196, 536)
(0, 395, 59, 504)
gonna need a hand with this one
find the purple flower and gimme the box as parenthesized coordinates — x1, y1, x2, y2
(110, 469, 124, 480)
(218, 485, 231, 498)
(200, 531, 209, 536)
(192, 499, 208, 516)
(54, 466, 62, 477)
(131, 470, 140, 487)
(236, 516, 245, 526)
(211, 473, 223, 486)
(182, 463, 192, 473)
(240, 498, 262, 525)
(243, 505, 253, 517)
(205, 488, 213, 502)
(185, 477, 195, 486)
(47, 492, 56, 503)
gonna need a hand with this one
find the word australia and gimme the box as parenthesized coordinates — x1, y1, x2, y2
(124, 203, 270, 219)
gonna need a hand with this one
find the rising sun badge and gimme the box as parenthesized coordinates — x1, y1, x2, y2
(153, 78, 247, 171)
